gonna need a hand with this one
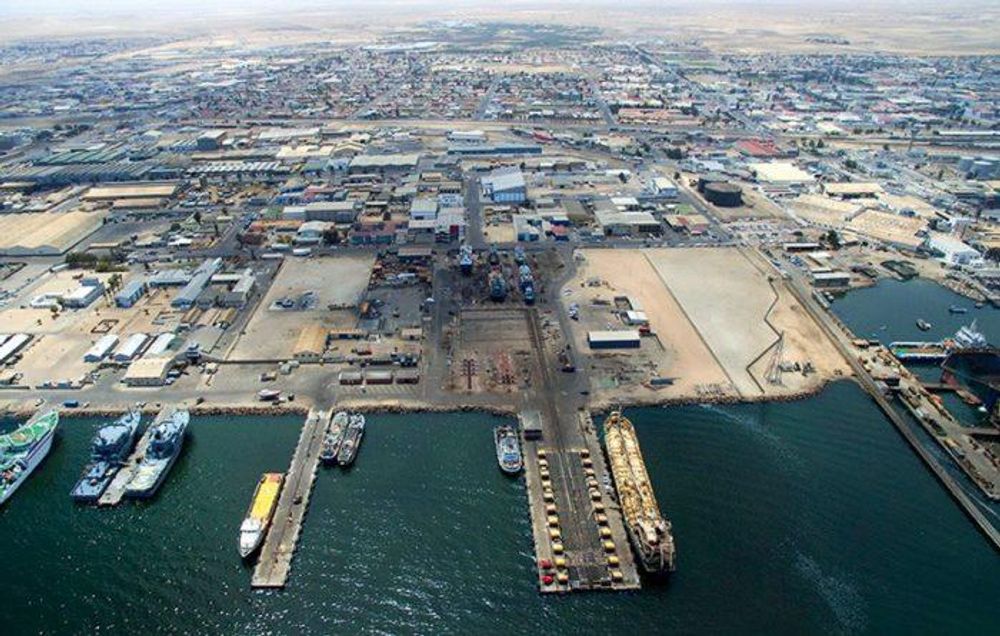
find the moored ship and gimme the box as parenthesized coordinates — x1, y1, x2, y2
(239, 472, 284, 559)
(125, 408, 189, 499)
(71, 409, 141, 502)
(603, 410, 676, 576)
(336, 413, 365, 466)
(320, 411, 348, 466)
(494, 425, 523, 474)
(0, 409, 59, 506)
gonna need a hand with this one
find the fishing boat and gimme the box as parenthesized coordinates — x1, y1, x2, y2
(257, 389, 281, 402)
(320, 411, 348, 466)
(336, 414, 365, 466)
(916, 318, 932, 331)
(494, 426, 522, 474)
(238, 473, 284, 559)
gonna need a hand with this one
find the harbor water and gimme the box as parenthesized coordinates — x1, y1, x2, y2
(1, 390, 999, 634)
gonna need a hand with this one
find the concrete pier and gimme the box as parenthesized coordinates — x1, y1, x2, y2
(520, 414, 639, 593)
(251, 408, 328, 589)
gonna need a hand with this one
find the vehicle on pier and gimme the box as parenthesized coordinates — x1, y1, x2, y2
(603, 410, 675, 576)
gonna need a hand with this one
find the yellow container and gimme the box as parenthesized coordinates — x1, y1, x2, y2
(595, 513, 608, 524)
(603, 541, 616, 552)
(545, 503, 557, 514)
(607, 555, 620, 566)
(611, 570, 623, 582)
(536, 448, 547, 458)
(548, 528, 562, 540)
(552, 542, 564, 554)
(600, 527, 612, 538)
(547, 515, 560, 527)
(557, 572, 570, 584)
(554, 556, 567, 569)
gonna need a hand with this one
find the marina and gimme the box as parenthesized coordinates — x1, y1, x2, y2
(251, 408, 328, 588)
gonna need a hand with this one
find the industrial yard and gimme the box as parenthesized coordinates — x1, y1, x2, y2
(0, 10, 998, 630)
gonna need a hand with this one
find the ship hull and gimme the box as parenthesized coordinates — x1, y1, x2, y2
(603, 411, 676, 577)
(125, 448, 182, 499)
(494, 426, 523, 474)
(0, 425, 56, 506)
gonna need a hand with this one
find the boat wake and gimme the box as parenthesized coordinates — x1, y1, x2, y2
(794, 551, 868, 634)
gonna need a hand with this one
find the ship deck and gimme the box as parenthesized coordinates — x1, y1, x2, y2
(251, 408, 328, 589)
(97, 410, 166, 507)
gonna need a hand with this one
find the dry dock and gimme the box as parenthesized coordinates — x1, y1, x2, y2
(98, 411, 162, 507)
(251, 408, 328, 589)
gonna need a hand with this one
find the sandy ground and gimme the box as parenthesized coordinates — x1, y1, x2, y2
(229, 255, 374, 361)
(645, 248, 778, 396)
(565, 249, 732, 401)
(567, 247, 848, 401)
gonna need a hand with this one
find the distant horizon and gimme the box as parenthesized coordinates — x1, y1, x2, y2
(0, 0, 997, 56)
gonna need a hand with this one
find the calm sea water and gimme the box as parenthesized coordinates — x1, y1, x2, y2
(1, 390, 998, 634)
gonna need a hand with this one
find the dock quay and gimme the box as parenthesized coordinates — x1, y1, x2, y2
(251, 407, 328, 589)
(521, 305, 640, 592)
(521, 411, 640, 593)
(785, 270, 1000, 552)
(97, 410, 164, 507)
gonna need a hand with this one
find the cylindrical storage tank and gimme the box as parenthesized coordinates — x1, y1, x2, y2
(704, 181, 743, 207)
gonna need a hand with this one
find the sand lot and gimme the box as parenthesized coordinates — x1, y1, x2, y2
(645, 248, 778, 396)
(565, 250, 732, 400)
(567, 247, 847, 401)
(228, 255, 374, 361)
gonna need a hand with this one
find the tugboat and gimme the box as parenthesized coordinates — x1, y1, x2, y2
(320, 411, 348, 466)
(124, 408, 189, 499)
(0, 409, 59, 506)
(336, 413, 366, 466)
(494, 425, 523, 474)
(916, 318, 932, 331)
(238, 472, 284, 559)
(71, 409, 141, 502)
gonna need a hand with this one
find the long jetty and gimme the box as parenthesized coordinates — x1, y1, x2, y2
(251, 407, 328, 589)
(785, 271, 1000, 552)
(522, 307, 641, 593)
